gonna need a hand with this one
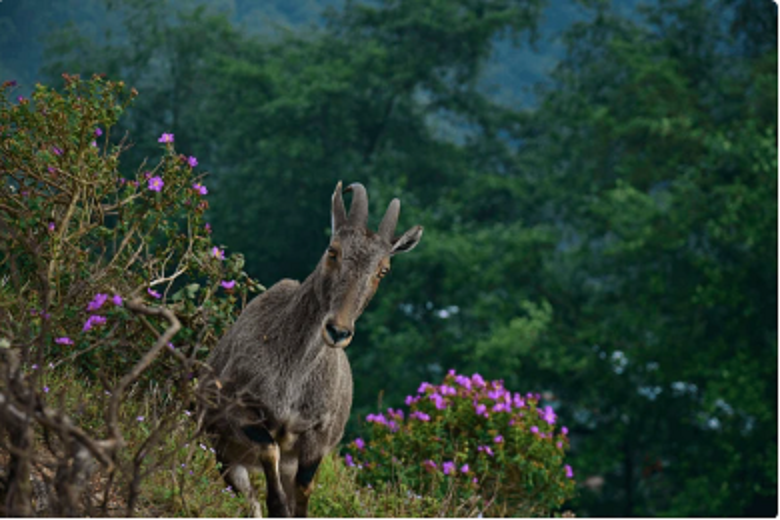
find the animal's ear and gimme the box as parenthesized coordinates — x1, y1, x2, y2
(390, 225, 423, 256)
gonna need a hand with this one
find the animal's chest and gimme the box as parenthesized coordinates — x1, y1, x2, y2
(249, 351, 342, 428)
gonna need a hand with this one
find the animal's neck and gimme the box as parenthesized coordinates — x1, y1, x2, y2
(280, 270, 328, 363)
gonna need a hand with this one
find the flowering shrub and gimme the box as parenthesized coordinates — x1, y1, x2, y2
(0, 74, 262, 376)
(344, 370, 576, 516)
(0, 75, 262, 515)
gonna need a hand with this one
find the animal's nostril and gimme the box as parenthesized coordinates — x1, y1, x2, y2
(325, 323, 352, 343)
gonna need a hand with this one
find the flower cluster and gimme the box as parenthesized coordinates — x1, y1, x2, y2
(343, 370, 576, 516)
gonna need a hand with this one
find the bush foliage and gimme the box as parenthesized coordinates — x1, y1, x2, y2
(344, 370, 576, 516)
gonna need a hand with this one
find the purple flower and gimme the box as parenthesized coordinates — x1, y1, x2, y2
(410, 410, 430, 422)
(137, 416, 145, 422)
(147, 288, 162, 299)
(447, 368, 456, 376)
(513, 393, 526, 409)
(17, 96, 25, 103)
(471, 373, 486, 388)
(220, 280, 236, 290)
(442, 461, 455, 475)
(158, 132, 174, 144)
(541, 405, 557, 425)
(475, 403, 487, 416)
(112, 294, 123, 306)
(494, 435, 504, 444)
(354, 438, 365, 450)
(561, 426, 569, 435)
(211, 246, 225, 260)
(405, 395, 419, 406)
(530, 425, 539, 434)
(31, 364, 39, 370)
(48, 222, 55, 231)
(488, 388, 504, 401)
(87, 293, 109, 312)
(82, 315, 107, 331)
(565, 464, 574, 478)
(460, 463, 469, 473)
(423, 459, 437, 472)
(366, 413, 389, 426)
(440, 384, 456, 396)
(43, 386, 49, 393)
(204, 223, 212, 234)
(556, 441, 563, 449)
(91, 141, 97, 147)
(492, 403, 508, 413)
(477, 445, 495, 457)
(387, 408, 404, 421)
(148, 176, 164, 192)
(454, 375, 472, 390)
(95, 127, 103, 137)
(193, 182, 208, 195)
(345, 454, 355, 467)
(187, 156, 198, 168)
(429, 393, 447, 410)
(418, 382, 433, 394)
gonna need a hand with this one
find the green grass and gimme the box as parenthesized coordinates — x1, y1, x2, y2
(25, 363, 477, 517)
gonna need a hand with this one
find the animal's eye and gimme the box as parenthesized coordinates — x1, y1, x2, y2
(327, 247, 338, 259)
(378, 267, 390, 279)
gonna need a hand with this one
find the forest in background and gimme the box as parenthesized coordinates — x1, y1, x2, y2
(0, 0, 776, 516)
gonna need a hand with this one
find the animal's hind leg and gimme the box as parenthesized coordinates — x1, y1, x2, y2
(224, 464, 263, 518)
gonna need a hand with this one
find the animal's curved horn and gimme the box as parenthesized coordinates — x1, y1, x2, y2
(378, 198, 400, 241)
(344, 183, 368, 228)
(331, 181, 346, 232)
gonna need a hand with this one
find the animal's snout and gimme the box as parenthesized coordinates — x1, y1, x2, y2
(324, 322, 353, 347)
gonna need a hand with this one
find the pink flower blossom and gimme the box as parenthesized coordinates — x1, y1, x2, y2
(112, 294, 123, 306)
(87, 293, 108, 312)
(147, 288, 162, 299)
(55, 337, 73, 345)
(211, 246, 225, 260)
(148, 176, 164, 192)
(460, 464, 469, 473)
(193, 182, 208, 195)
(48, 222, 55, 231)
(540, 405, 557, 425)
(354, 438, 365, 450)
(187, 156, 198, 168)
(442, 461, 455, 475)
(220, 280, 236, 290)
(158, 132, 174, 144)
(82, 315, 107, 331)
(410, 410, 430, 422)
(565, 464, 574, 478)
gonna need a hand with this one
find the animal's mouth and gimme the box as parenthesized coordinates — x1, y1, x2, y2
(321, 322, 353, 349)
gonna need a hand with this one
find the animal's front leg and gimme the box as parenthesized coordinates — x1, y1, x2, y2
(258, 443, 291, 517)
(292, 457, 321, 518)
